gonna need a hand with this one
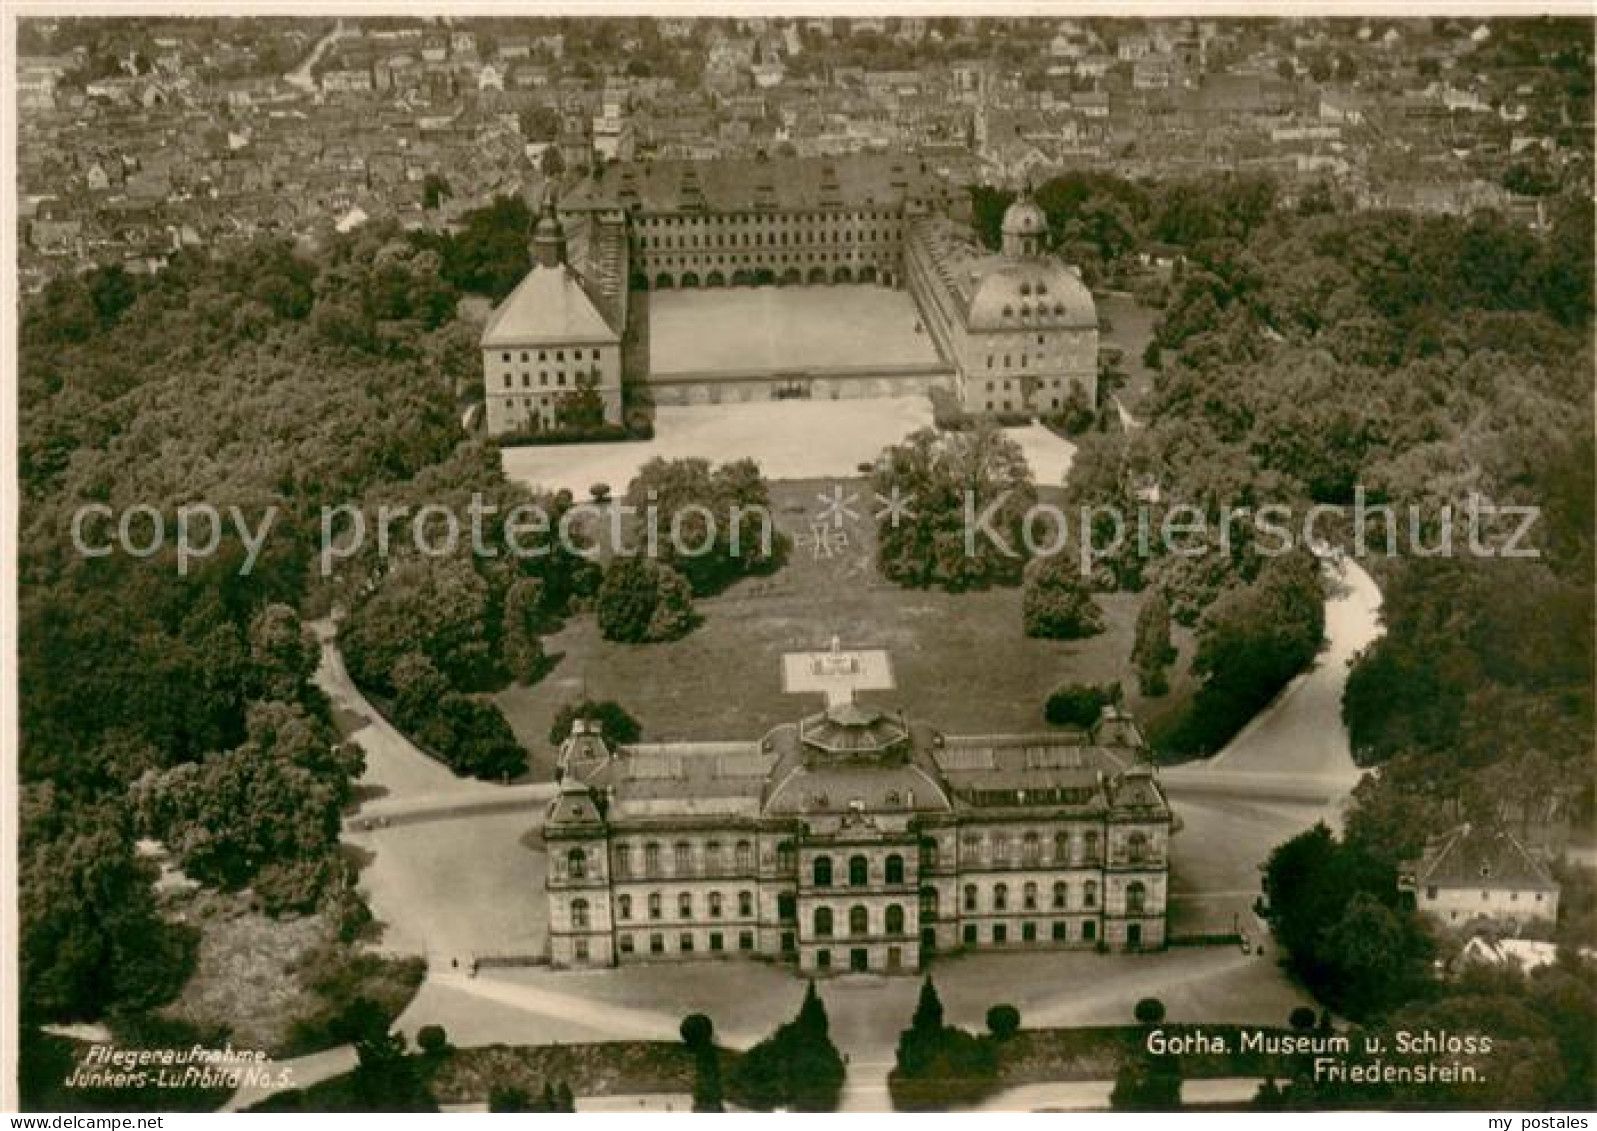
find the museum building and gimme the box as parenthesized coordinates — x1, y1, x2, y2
(542, 699, 1171, 974)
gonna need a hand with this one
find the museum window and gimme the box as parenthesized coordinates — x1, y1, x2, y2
(503, 375, 511, 388)
(1023, 832, 1040, 864)
(886, 855, 905, 885)
(1023, 922, 1037, 942)
(706, 841, 723, 873)
(963, 924, 978, 945)
(679, 892, 693, 918)
(736, 840, 754, 870)
(709, 892, 723, 919)
(778, 893, 797, 921)
(815, 907, 834, 937)
(501, 352, 510, 362)
(570, 899, 590, 929)
(1426, 886, 1438, 900)
(850, 905, 869, 936)
(849, 855, 869, 886)
(739, 891, 754, 917)
(574, 938, 589, 962)
(739, 931, 755, 952)
(675, 842, 693, 873)
(994, 883, 1009, 912)
(614, 845, 631, 877)
(618, 895, 632, 920)
(567, 848, 586, 880)
(648, 893, 662, 920)
(1052, 921, 1068, 941)
(620, 934, 635, 954)
(1023, 882, 1038, 911)
(992, 923, 1008, 944)
(1128, 832, 1148, 864)
(818, 949, 832, 970)
(1053, 881, 1068, 909)
(963, 884, 978, 912)
(1084, 881, 1099, 909)
(886, 904, 905, 935)
(1084, 830, 1099, 862)
(992, 834, 1009, 865)
(813, 856, 833, 887)
(645, 843, 661, 876)
(681, 932, 694, 952)
(520, 351, 529, 362)
(1083, 921, 1096, 941)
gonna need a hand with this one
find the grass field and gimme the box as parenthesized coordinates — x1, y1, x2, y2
(496, 478, 1194, 774)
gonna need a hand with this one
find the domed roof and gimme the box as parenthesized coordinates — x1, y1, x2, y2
(1002, 195, 1048, 238)
(966, 260, 1097, 332)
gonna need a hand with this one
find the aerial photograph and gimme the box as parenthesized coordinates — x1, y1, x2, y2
(5, 3, 1595, 1118)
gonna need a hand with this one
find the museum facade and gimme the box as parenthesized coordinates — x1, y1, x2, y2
(542, 698, 1171, 974)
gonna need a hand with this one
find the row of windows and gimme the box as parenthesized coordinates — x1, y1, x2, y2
(958, 879, 1144, 913)
(810, 854, 908, 887)
(640, 211, 898, 228)
(644, 250, 888, 267)
(610, 840, 763, 878)
(608, 890, 758, 922)
(619, 930, 756, 956)
(642, 228, 894, 251)
(962, 919, 1098, 945)
(502, 370, 589, 390)
(499, 348, 602, 364)
(812, 904, 909, 937)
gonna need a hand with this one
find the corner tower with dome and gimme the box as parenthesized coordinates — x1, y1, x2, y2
(904, 185, 1099, 416)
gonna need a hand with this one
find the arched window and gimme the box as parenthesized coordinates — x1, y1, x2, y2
(618, 894, 633, 920)
(709, 891, 723, 918)
(705, 841, 723, 872)
(571, 898, 590, 929)
(813, 856, 833, 887)
(992, 833, 1010, 865)
(614, 844, 632, 877)
(1127, 882, 1147, 915)
(963, 883, 978, 912)
(736, 840, 753, 870)
(1023, 832, 1040, 863)
(675, 841, 693, 873)
(994, 883, 1009, 912)
(777, 841, 796, 873)
(1055, 831, 1071, 862)
(1053, 881, 1068, 909)
(1084, 880, 1099, 908)
(921, 886, 939, 917)
(849, 905, 869, 936)
(645, 842, 661, 876)
(1023, 881, 1038, 910)
(886, 904, 905, 935)
(1128, 832, 1149, 864)
(886, 854, 905, 885)
(567, 848, 587, 879)
(849, 855, 869, 886)
(678, 892, 693, 918)
(814, 907, 834, 937)
(739, 891, 754, 917)
(1084, 830, 1099, 862)
(648, 892, 662, 919)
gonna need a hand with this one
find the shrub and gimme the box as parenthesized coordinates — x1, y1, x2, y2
(1134, 998, 1166, 1026)
(1289, 1006, 1318, 1032)
(986, 1004, 1021, 1041)
(680, 1012, 714, 1051)
(548, 698, 642, 746)
(1022, 555, 1105, 640)
(416, 1024, 449, 1057)
(1046, 682, 1120, 729)
(596, 558, 695, 644)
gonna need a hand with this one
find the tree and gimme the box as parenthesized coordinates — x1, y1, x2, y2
(247, 603, 317, 702)
(596, 557, 695, 644)
(1134, 998, 1166, 1026)
(501, 577, 547, 684)
(986, 1004, 1021, 1041)
(488, 1085, 532, 1112)
(416, 1024, 449, 1057)
(693, 1046, 725, 1112)
(1132, 590, 1176, 696)
(623, 457, 782, 596)
(680, 1012, 714, 1051)
(872, 426, 1036, 591)
(729, 982, 846, 1112)
(1045, 682, 1119, 728)
(1022, 554, 1105, 639)
(911, 977, 944, 1034)
(1289, 1006, 1318, 1033)
(554, 373, 608, 432)
(891, 977, 1000, 1110)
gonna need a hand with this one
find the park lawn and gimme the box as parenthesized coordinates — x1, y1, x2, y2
(497, 477, 1196, 774)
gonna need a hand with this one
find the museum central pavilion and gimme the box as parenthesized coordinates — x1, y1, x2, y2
(542, 700, 1171, 974)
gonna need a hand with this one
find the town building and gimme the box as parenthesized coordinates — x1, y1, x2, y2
(479, 195, 628, 434)
(1399, 823, 1561, 929)
(542, 690, 1172, 974)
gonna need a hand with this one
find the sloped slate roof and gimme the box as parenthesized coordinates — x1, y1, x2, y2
(481, 262, 619, 348)
(1415, 824, 1558, 891)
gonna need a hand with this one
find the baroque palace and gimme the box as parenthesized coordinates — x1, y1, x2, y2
(481, 153, 1099, 432)
(542, 694, 1171, 974)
